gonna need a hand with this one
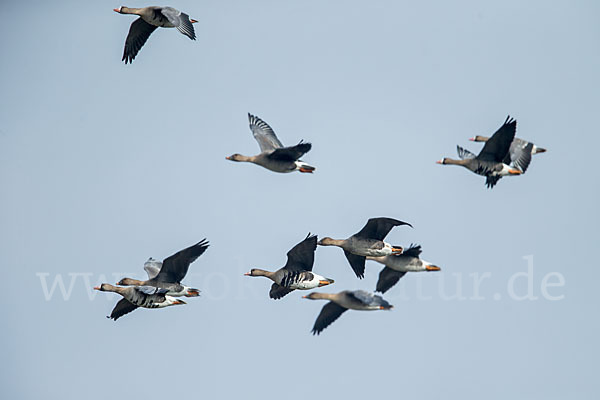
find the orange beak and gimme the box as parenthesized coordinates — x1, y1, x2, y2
(190, 19, 198, 23)
(508, 169, 522, 175)
(244, 272, 251, 276)
(299, 168, 314, 173)
(391, 247, 403, 254)
(226, 156, 232, 160)
(318, 279, 333, 287)
(436, 159, 443, 164)
(113, 8, 120, 13)
(93, 286, 101, 290)
(302, 295, 308, 299)
(426, 265, 441, 271)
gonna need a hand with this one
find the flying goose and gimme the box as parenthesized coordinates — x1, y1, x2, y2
(114, 6, 198, 63)
(117, 239, 209, 297)
(318, 217, 412, 279)
(226, 113, 315, 173)
(94, 284, 185, 321)
(244, 234, 334, 299)
(437, 116, 527, 188)
(367, 244, 441, 293)
(469, 135, 546, 173)
(303, 290, 393, 335)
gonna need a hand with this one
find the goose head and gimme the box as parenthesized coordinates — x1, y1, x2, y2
(93, 283, 112, 292)
(317, 237, 337, 246)
(302, 292, 329, 300)
(226, 154, 245, 162)
(244, 268, 269, 277)
(116, 277, 140, 286)
(469, 135, 488, 142)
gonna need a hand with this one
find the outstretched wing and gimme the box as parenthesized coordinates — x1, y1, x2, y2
(485, 174, 502, 189)
(343, 250, 366, 279)
(143, 258, 162, 280)
(283, 234, 317, 272)
(348, 290, 392, 309)
(122, 18, 158, 64)
(108, 299, 139, 321)
(457, 145, 476, 160)
(269, 283, 294, 300)
(507, 142, 533, 173)
(154, 239, 209, 284)
(160, 7, 196, 40)
(311, 302, 348, 335)
(375, 267, 407, 293)
(477, 116, 516, 162)
(401, 244, 422, 258)
(268, 142, 312, 162)
(354, 217, 413, 241)
(248, 113, 283, 152)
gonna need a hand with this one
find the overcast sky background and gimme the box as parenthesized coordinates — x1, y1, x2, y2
(1, 0, 599, 399)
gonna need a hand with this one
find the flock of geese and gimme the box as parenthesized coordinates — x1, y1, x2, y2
(95, 5, 547, 334)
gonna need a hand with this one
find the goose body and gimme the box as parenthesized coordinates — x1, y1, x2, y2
(367, 245, 441, 293)
(117, 239, 209, 297)
(245, 234, 334, 299)
(437, 116, 526, 188)
(226, 114, 315, 174)
(114, 6, 198, 63)
(303, 290, 393, 335)
(318, 217, 412, 278)
(94, 283, 185, 321)
(470, 135, 545, 173)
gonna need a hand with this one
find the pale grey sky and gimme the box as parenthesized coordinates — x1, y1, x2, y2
(1, 1, 599, 399)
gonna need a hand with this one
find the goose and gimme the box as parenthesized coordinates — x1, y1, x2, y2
(226, 113, 315, 173)
(367, 244, 441, 293)
(303, 290, 393, 335)
(114, 6, 198, 63)
(469, 135, 546, 173)
(437, 116, 527, 188)
(318, 217, 412, 279)
(117, 239, 209, 297)
(94, 284, 185, 321)
(244, 234, 334, 299)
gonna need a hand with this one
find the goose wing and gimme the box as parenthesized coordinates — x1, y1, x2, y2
(401, 244, 422, 258)
(507, 141, 533, 173)
(457, 145, 476, 160)
(153, 239, 209, 284)
(485, 174, 502, 189)
(375, 267, 407, 293)
(477, 116, 516, 162)
(108, 299, 138, 321)
(311, 302, 348, 335)
(122, 17, 158, 64)
(269, 283, 294, 300)
(354, 217, 413, 241)
(143, 258, 162, 280)
(348, 290, 392, 309)
(267, 142, 311, 162)
(283, 234, 317, 272)
(248, 113, 283, 152)
(160, 7, 196, 40)
(343, 250, 366, 279)
(134, 286, 168, 302)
